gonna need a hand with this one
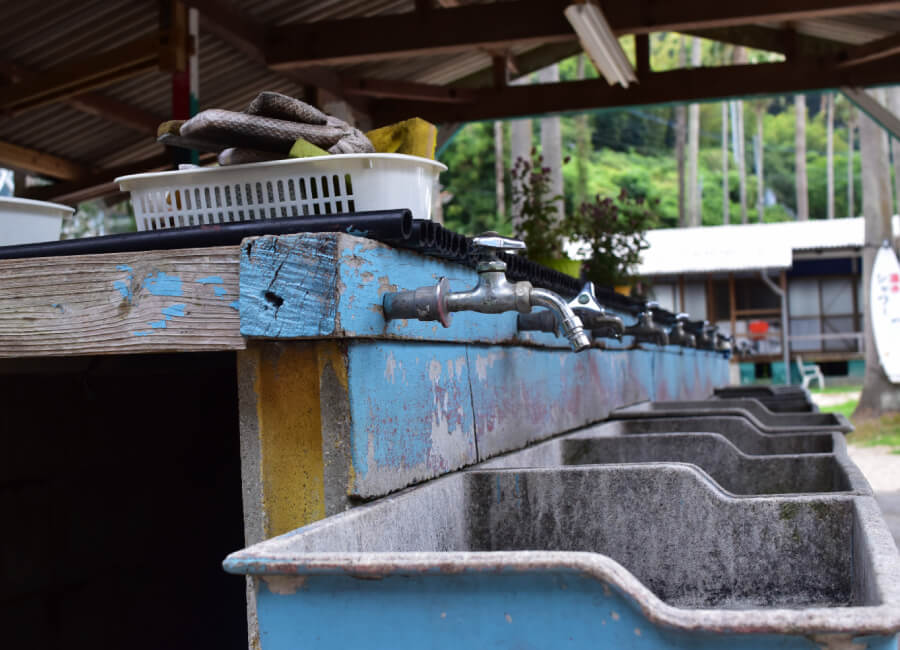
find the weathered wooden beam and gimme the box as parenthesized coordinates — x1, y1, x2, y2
(20, 154, 172, 205)
(838, 31, 900, 67)
(0, 35, 160, 113)
(373, 55, 900, 124)
(340, 76, 476, 103)
(265, 0, 900, 68)
(64, 94, 161, 135)
(239, 232, 568, 347)
(0, 140, 87, 181)
(605, 0, 900, 35)
(266, 0, 575, 69)
(184, 0, 267, 61)
(183, 0, 369, 112)
(685, 25, 845, 58)
(0, 245, 243, 357)
(19, 152, 217, 205)
(0, 57, 162, 133)
(841, 85, 900, 139)
(452, 41, 584, 89)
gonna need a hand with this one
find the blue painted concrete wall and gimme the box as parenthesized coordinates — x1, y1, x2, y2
(240, 232, 730, 497)
(345, 340, 726, 498)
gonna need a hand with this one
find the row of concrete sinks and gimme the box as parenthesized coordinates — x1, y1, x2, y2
(225, 387, 900, 647)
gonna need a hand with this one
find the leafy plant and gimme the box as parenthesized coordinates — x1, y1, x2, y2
(566, 189, 654, 288)
(509, 148, 569, 260)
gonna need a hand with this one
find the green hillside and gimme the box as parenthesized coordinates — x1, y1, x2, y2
(437, 34, 864, 237)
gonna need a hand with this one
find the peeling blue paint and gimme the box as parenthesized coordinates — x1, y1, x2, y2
(132, 330, 153, 337)
(149, 320, 167, 328)
(144, 271, 183, 297)
(116, 264, 132, 272)
(346, 342, 477, 497)
(113, 280, 133, 302)
(213, 286, 228, 297)
(229, 300, 240, 311)
(197, 275, 225, 284)
(239, 234, 338, 337)
(161, 304, 186, 318)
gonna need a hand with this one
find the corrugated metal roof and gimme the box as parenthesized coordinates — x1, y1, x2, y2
(634, 217, 900, 276)
(0, 1, 899, 183)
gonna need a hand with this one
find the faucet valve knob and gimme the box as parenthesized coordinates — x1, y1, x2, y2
(569, 282, 606, 315)
(471, 232, 527, 252)
(471, 232, 526, 272)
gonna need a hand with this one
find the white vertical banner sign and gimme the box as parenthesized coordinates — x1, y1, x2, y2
(871, 243, 900, 383)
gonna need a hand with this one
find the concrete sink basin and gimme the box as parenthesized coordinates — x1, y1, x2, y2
(612, 398, 852, 433)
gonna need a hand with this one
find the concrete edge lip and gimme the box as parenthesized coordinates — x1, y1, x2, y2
(222, 550, 900, 637)
(610, 400, 854, 434)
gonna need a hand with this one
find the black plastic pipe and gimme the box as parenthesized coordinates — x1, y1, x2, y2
(0, 209, 414, 260)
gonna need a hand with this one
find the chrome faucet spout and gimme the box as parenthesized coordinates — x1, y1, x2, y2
(529, 287, 591, 352)
(517, 281, 625, 342)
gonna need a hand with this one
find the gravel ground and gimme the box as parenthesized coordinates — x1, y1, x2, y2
(848, 445, 900, 548)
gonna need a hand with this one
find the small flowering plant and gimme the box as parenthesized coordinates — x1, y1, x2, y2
(509, 148, 570, 261)
(566, 188, 655, 288)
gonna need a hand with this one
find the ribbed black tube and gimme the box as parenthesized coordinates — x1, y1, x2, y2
(0, 210, 414, 260)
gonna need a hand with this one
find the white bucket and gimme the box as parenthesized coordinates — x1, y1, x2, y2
(0, 196, 73, 245)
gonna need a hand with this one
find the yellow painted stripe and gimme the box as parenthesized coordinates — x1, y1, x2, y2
(255, 342, 326, 537)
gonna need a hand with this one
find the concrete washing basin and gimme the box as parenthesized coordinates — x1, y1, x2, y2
(712, 387, 817, 413)
(481, 430, 863, 496)
(612, 398, 852, 433)
(602, 415, 835, 454)
(224, 395, 898, 648)
(225, 464, 900, 645)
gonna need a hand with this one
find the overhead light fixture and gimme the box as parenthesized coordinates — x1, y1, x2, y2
(565, 2, 637, 87)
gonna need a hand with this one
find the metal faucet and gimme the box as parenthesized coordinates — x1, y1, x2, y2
(690, 321, 715, 350)
(715, 332, 733, 355)
(517, 281, 625, 341)
(382, 233, 591, 352)
(624, 300, 669, 346)
(668, 313, 696, 348)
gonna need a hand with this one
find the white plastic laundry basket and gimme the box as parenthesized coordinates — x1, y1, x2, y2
(0, 197, 73, 245)
(116, 153, 446, 231)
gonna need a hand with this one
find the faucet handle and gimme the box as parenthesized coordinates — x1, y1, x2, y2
(472, 232, 527, 253)
(676, 312, 689, 322)
(569, 282, 605, 314)
(644, 300, 659, 311)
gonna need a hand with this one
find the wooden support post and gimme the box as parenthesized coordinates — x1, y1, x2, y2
(635, 33, 650, 77)
(706, 275, 715, 324)
(237, 340, 353, 544)
(679, 274, 686, 314)
(729, 272, 737, 338)
(493, 55, 509, 89)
